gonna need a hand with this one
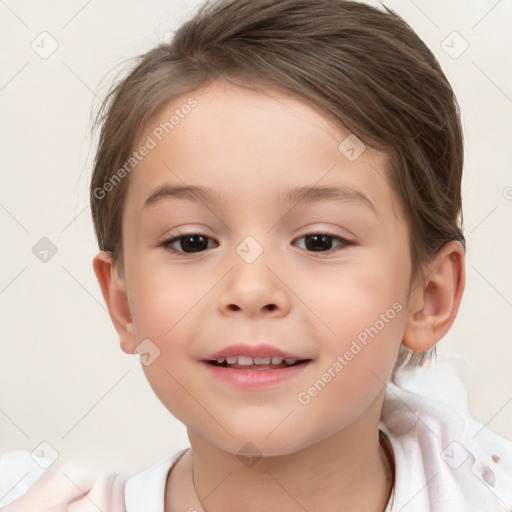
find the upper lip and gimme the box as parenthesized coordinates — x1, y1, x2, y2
(203, 343, 308, 361)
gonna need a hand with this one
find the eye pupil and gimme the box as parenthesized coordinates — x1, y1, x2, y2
(305, 234, 333, 252)
(181, 235, 208, 253)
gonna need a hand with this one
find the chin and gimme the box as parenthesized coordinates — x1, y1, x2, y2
(206, 424, 321, 460)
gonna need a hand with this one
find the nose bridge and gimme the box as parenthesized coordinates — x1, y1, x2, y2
(217, 233, 290, 317)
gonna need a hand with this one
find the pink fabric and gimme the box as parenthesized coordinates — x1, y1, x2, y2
(2, 461, 126, 512)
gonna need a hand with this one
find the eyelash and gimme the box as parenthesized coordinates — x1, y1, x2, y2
(158, 231, 353, 256)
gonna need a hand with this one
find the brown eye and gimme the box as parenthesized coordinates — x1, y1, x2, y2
(161, 234, 218, 254)
(294, 233, 352, 253)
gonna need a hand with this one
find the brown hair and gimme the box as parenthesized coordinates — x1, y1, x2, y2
(90, 0, 465, 376)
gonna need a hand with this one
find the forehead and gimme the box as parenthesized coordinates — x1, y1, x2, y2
(124, 79, 396, 218)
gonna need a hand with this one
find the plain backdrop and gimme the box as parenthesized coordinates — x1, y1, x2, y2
(0, 0, 511, 475)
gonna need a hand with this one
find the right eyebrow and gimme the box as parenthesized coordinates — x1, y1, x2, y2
(144, 185, 225, 207)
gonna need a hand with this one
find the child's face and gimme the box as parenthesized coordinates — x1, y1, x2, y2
(118, 80, 418, 455)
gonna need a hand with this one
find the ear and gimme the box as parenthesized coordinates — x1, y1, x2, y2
(93, 251, 137, 355)
(403, 240, 465, 352)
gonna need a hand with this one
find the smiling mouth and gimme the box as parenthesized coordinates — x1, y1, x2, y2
(207, 356, 311, 370)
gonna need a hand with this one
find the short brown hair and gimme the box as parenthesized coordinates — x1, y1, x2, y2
(90, 0, 465, 376)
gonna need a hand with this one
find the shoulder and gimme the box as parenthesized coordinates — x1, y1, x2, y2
(0, 448, 186, 511)
(124, 448, 188, 511)
(380, 354, 512, 512)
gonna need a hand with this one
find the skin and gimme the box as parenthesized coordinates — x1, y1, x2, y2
(94, 79, 465, 511)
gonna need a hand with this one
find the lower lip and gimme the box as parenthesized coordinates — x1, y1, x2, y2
(202, 361, 311, 388)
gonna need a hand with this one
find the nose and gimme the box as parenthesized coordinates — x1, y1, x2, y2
(217, 248, 291, 318)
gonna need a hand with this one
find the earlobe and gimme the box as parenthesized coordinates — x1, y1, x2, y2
(402, 241, 465, 352)
(92, 251, 137, 355)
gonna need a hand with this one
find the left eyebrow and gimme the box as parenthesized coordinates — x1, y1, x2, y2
(144, 183, 375, 213)
(278, 185, 376, 213)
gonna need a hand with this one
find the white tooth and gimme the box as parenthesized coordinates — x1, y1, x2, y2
(216, 357, 225, 363)
(271, 356, 284, 364)
(284, 358, 297, 365)
(254, 357, 271, 364)
(237, 356, 254, 365)
(226, 356, 238, 364)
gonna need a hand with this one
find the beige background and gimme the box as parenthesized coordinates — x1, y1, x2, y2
(0, 0, 511, 475)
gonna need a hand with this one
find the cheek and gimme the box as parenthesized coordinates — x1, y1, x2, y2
(128, 286, 206, 428)
(296, 255, 409, 392)
(291, 307, 406, 450)
(124, 268, 204, 402)
(300, 299, 405, 405)
(297, 256, 408, 342)
(128, 261, 210, 339)
(122, 237, 233, 385)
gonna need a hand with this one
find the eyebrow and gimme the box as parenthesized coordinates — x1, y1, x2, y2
(144, 184, 375, 212)
(279, 185, 375, 212)
(145, 185, 224, 206)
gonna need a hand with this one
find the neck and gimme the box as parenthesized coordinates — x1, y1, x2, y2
(183, 400, 394, 512)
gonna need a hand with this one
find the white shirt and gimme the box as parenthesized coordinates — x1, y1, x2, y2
(1, 354, 511, 511)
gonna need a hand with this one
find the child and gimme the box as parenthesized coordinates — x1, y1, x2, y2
(1, 0, 511, 510)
